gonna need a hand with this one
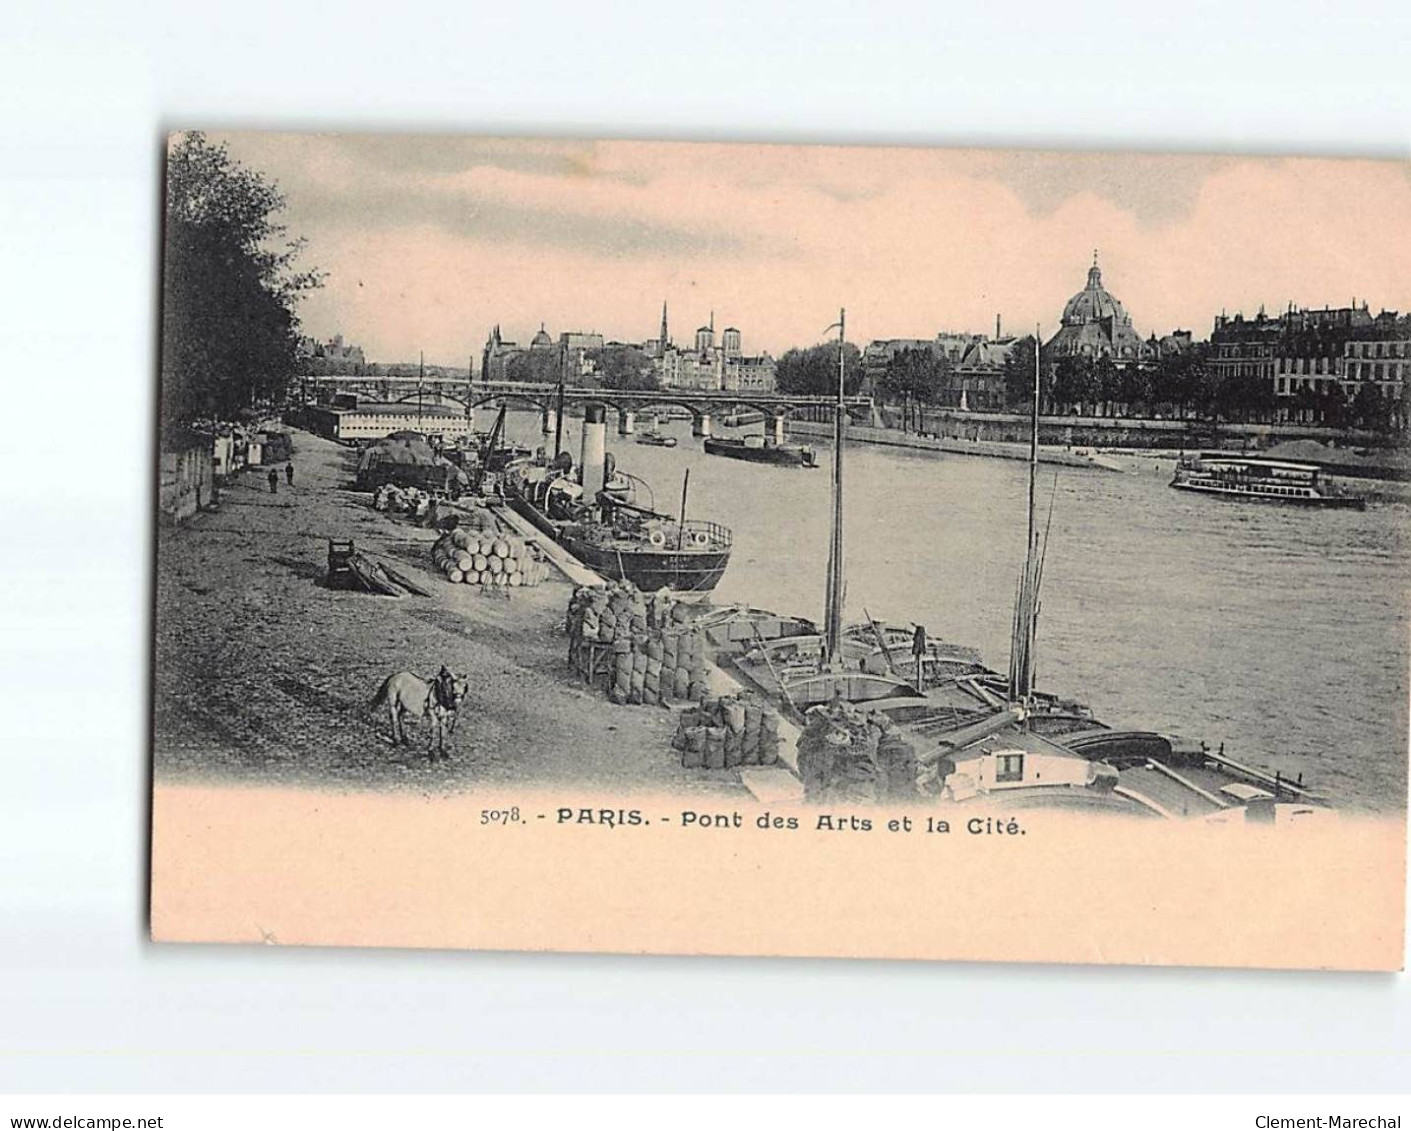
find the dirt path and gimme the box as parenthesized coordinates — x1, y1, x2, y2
(152, 430, 743, 798)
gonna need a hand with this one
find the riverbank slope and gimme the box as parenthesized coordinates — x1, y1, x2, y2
(152, 429, 742, 797)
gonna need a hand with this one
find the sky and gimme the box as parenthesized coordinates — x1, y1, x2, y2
(204, 132, 1411, 367)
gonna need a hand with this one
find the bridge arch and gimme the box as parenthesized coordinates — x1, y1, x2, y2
(391, 390, 553, 414)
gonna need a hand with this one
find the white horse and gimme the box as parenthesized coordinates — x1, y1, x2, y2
(369, 666, 469, 760)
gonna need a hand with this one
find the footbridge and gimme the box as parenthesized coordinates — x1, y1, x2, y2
(297, 374, 878, 438)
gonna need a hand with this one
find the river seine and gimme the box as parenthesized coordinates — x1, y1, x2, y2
(501, 410, 1409, 812)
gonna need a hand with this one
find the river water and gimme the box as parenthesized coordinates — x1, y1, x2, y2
(497, 410, 1409, 812)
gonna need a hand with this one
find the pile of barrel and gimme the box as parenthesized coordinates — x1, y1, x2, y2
(567, 583, 710, 706)
(431, 528, 551, 588)
(670, 695, 782, 770)
(794, 699, 917, 802)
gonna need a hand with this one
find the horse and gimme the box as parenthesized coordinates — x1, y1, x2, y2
(369, 666, 469, 760)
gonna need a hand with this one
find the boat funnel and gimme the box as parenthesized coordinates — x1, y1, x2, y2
(580, 402, 607, 493)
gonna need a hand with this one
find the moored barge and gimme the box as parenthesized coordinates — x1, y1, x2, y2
(704, 435, 818, 468)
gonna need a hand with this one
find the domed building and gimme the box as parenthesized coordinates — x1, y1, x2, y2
(1045, 254, 1151, 363)
(530, 323, 554, 351)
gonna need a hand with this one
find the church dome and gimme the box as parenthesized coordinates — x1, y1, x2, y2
(530, 324, 553, 349)
(1061, 258, 1130, 327)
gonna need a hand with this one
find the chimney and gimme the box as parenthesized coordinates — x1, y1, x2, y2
(996, 313, 1002, 340)
(580, 403, 607, 495)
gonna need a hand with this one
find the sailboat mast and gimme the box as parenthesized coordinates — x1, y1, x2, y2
(825, 308, 846, 666)
(553, 378, 565, 461)
(1027, 324, 1040, 562)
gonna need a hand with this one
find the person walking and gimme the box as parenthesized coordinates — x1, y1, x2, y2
(285, 462, 294, 486)
(267, 468, 279, 494)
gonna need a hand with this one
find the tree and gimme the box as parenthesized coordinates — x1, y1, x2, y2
(1117, 362, 1150, 415)
(1351, 380, 1387, 432)
(1092, 356, 1120, 417)
(592, 346, 658, 391)
(161, 132, 321, 425)
(505, 350, 561, 385)
(1152, 345, 1211, 419)
(1051, 355, 1096, 414)
(881, 348, 952, 427)
(1319, 382, 1348, 429)
(774, 342, 863, 397)
(1002, 336, 1047, 410)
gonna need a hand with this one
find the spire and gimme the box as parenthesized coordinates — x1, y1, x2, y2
(660, 300, 669, 347)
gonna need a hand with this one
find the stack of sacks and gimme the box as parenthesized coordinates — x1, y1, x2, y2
(874, 716, 919, 800)
(431, 529, 551, 588)
(566, 582, 708, 707)
(670, 695, 782, 771)
(795, 700, 915, 802)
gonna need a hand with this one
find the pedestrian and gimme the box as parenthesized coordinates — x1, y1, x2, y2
(285, 462, 294, 485)
(267, 468, 278, 494)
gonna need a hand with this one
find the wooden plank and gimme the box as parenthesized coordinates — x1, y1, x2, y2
(494, 505, 605, 588)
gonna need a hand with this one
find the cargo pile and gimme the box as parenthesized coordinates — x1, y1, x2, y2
(431, 528, 551, 588)
(795, 700, 918, 803)
(566, 582, 787, 772)
(372, 484, 433, 516)
(670, 695, 783, 770)
(567, 582, 709, 706)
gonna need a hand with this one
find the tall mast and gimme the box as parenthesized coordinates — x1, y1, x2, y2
(553, 377, 565, 461)
(1027, 324, 1039, 563)
(417, 349, 424, 429)
(824, 308, 846, 667)
(1010, 325, 1043, 703)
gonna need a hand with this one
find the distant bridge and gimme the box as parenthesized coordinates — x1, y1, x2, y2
(297, 375, 877, 436)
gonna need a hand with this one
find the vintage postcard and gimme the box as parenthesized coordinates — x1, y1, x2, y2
(151, 132, 1408, 969)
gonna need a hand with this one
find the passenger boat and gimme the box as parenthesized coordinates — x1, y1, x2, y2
(1170, 454, 1366, 510)
(504, 404, 732, 593)
(636, 430, 678, 448)
(704, 435, 817, 468)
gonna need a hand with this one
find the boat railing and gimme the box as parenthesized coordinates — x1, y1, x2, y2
(680, 517, 733, 549)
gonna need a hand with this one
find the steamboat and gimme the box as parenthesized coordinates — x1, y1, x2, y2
(505, 403, 732, 594)
(1171, 454, 1366, 510)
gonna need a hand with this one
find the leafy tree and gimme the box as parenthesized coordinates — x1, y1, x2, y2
(1152, 345, 1209, 418)
(1352, 380, 1387, 432)
(161, 132, 321, 425)
(1093, 356, 1120, 416)
(881, 348, 951, 404)
(1117, 362, 1150, 414)
(505, 350, 562, 385)
(1319, 383, 1348, 429)
(1002, 336, 1049, 410)
(775, 342, 863, 396)
(1051, 355, 1097, 414)
(592, 345, 659, 391)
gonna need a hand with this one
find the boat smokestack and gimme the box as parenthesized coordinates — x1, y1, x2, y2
(580, 402, 607, 493)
